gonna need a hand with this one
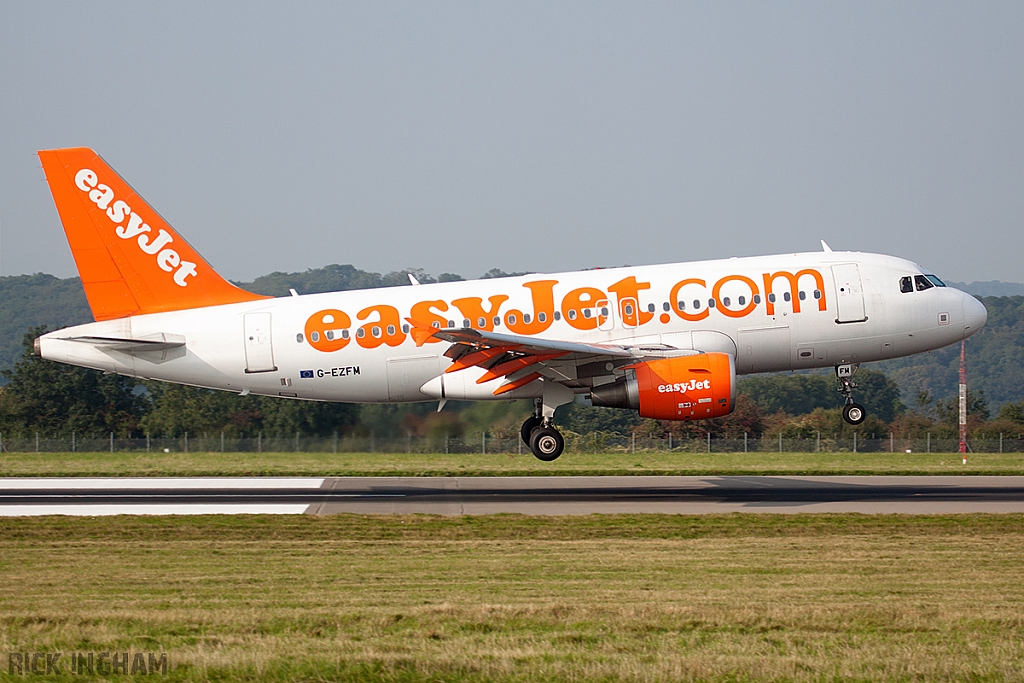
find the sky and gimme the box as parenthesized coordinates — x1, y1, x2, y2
(1, 2, 1022, 284)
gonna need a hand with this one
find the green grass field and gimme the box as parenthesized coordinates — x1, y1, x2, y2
(1, 449, 1022, 477)
(1, 514, 1023, 682)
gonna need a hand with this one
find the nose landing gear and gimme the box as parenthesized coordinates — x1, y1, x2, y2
(836, 363, 866, 425)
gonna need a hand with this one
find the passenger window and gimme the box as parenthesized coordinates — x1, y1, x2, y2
(506, 314, 517, 325)
(387, 325, 396, 336)
(624, 304, 634, 316)
(342, 330, 349, 339)
(783, 292, 791, 302)
(296, 333, 304, 343)
(915, 275, 933, 291)
(798, 291, 806, 301)
(462, 319, 471, 328)
(900, 276, 913, 293)
(693, 300, 701, 309)
(768, 293, 776, 303)
(647, 303, 656, 313)
(401, 324, 409, 334)
(723, 297, 730, 306)
(523, 313, 532, 323)
(813, 290, 821, 300)
(708, 299, 716, 308)
(754, 294, 761, 304)
(538, 312, 547, 323)
(493, 316, 502, 326)
(738, 296, 746, 306)
(553, 312, 561, 321)
(478, 317, 486, 327)
(567, 310, 576, 320)
(662, 302, 671, 311)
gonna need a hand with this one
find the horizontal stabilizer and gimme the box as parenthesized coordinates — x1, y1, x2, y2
(67, 333, 186, 353)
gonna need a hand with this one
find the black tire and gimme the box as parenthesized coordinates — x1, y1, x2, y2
(529, 426, 564, 461)
(521, 415, 543, 446)
(843, 403, 866, 425)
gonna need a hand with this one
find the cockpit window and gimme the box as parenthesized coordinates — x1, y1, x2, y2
(900, 276, 913, 293)
(925, 274, 945, 287)
(915, 275, 934, 291)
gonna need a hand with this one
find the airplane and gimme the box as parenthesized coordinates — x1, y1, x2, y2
(33, 147, 988, 460)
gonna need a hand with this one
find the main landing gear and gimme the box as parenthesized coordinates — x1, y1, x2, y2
(522, 401, 564, 461)
(522, 384, 574, 461)
(836, 363, 866, 426)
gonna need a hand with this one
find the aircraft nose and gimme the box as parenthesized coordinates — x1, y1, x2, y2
(962, 292, 987, 338)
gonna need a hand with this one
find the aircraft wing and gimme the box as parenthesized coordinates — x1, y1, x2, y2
(408, 321, 698, 396)
(430, 327, 635, 358)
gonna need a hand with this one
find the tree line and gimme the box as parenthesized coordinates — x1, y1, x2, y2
(3, 264, 1023, 441)
(3, 327, 1022, 442)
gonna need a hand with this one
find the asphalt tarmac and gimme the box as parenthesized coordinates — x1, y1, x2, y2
(1, 475, 1024, 515)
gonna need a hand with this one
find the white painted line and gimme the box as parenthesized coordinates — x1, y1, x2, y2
(0, 478, 326, 489)
(0, 504, 311, 516)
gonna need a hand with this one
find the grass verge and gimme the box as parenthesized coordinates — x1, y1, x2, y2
(1, 514, 1023, 681)
(1, 449, 1023, 477)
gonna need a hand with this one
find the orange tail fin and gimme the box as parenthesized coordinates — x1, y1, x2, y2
(38, 147, 270, 321)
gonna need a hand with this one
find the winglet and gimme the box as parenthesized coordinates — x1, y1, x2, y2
(38, 147, 270, 321)
(821, 240, 833, 253)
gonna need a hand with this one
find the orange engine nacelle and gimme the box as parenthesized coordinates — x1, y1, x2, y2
(590, 353, 736, 421)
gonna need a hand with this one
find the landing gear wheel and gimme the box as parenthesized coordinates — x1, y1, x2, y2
(529, 426, 564, 461)
(521, 415, 543, 446)
(843, 403, 866, 425)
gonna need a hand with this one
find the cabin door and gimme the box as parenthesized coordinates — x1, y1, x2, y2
(831, 264, 867, 323)
(244, 312, 277, 373)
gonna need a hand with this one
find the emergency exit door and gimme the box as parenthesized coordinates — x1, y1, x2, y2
(244, 312, 277, 373)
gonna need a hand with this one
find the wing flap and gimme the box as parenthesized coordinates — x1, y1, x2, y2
(406, 320, 706, 396)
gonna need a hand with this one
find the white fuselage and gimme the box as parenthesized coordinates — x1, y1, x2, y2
(39, 250, 987, 403)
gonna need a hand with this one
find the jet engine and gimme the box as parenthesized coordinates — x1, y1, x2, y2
(590, 352, 736, 421)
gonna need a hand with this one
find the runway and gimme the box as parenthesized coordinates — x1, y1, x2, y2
(2, 475, 1024, 515)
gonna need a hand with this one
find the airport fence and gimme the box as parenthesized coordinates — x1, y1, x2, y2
(1, 431, 1023, 454)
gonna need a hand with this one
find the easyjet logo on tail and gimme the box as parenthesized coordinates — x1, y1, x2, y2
(74, 169, 198, 287)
